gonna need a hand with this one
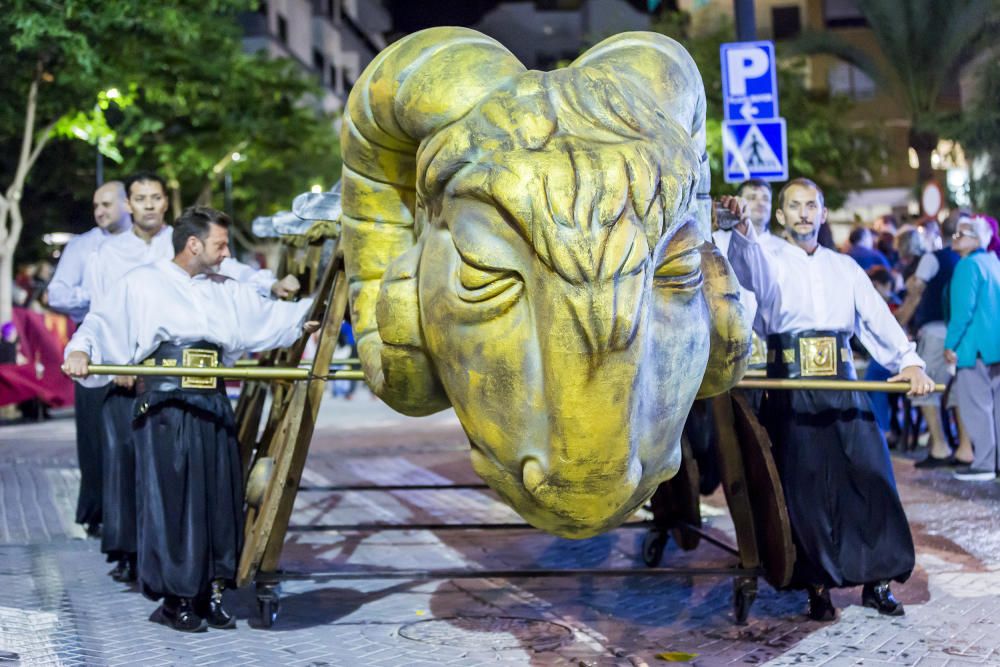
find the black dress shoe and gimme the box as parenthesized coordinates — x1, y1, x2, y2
(806, 585, 836, 621)
(110, 555, 137, 583)
(155, 597, 207, 633)
(195, 580, 236, 629)
(862, 581, 905, 616)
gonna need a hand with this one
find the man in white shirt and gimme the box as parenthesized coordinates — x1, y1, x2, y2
(64, 206, 318, 632)
(714, 178, 782, 388)
(46, 181, 132, 536)
(724, 178, 934, 622)
(81, 171, 301, 584)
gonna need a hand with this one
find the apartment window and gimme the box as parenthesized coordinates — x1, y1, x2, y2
(329, 63, 339, 89)
(828, 62, 876, 100)
(277, 14, 288, 43)
(771, 6, 802, 41)
(824, 0, 867, 28)
(312, 48, 325, 73)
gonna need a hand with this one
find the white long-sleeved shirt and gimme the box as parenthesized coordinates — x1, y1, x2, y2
(713, 226, 784, 332)
(47, 224, 130, 322)
(82, 225, 276, 312)
(727, 224, 924, 374)
(66, 259, 313, 387)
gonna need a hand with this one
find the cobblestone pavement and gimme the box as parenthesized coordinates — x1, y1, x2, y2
(1, 392, 999, 666)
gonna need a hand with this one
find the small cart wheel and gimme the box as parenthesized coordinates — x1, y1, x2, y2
(255, 582, 281, 629)
(641, 529, 669, 567)
(258, 597, 279, 628)
(732, 576, 758, 625)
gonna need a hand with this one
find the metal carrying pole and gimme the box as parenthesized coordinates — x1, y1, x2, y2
(86, 365, 365, 381)
(234, 358, 360, 367)
(82, 365, 943, 393)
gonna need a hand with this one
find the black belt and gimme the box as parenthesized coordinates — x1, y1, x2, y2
(766, 330, 856, 380)
(135, 341, 224, 395)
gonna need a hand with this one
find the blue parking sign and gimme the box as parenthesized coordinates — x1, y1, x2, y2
(722, 118, 788, 183)
(721, 41, 779, 121)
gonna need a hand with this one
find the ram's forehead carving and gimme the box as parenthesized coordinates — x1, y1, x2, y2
(416, 67, 702, 284)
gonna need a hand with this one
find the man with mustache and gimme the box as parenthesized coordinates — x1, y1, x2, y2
(724, 177, 935, 622)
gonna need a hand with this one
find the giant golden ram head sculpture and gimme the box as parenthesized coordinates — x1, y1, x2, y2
(340, 27, 750, 538)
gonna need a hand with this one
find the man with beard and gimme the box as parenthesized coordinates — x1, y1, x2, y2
(724, 177, 935, 621)
(79, 171, 300, 584)
(64, 206, 318, 631)
(47, 181, 132, 536)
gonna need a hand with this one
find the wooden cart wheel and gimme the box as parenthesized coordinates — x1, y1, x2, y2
(646, 435, 701, 554)
(732, 575, 758, 625)
(255, 581, 281, 629)
(731, 392, 794, 589)
(641, 529, 669, 567)
(237, 254, 350, 588)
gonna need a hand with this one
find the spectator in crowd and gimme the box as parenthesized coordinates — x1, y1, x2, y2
(920, 218, 943, 252)
(896, 212, 973, 468)
(865, 265, 904, 443)
(945, 215, 1000, 481)
(895, 227, 928, 283)
(847, 226, 891, 271)
(981, 214, 1000, 259)
(877, 230, 899, 268)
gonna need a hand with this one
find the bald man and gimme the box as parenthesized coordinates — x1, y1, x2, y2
(47, 181, 133, 536)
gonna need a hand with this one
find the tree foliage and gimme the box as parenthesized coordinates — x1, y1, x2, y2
(788, 0, 1000, 185)
(651, 11, 886, 210)
(0, 0, 342, 319)
(938, 54, 1000, 214)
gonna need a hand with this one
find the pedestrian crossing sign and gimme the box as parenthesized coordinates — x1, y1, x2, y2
(722, 118, 788, 183)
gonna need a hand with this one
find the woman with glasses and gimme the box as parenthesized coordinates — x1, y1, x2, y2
(945, 215, 1000, 481)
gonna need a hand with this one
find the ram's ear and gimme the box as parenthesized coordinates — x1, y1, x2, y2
(696, 242, 751, 399)
(373, 243, 451, 416)
(341, 27, 525, 408)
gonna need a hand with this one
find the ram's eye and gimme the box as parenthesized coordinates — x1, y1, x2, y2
(458, 262, 522, 303)
(654, 246, 703, 290)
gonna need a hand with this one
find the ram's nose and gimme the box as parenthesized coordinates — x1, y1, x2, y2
(520, 455, 643, 532)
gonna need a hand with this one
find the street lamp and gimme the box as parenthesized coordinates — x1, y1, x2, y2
(224, 152, 243, 219)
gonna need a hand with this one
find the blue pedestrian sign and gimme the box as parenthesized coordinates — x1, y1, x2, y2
(721, 41, 779, 121)
(722, 118, 788, 183)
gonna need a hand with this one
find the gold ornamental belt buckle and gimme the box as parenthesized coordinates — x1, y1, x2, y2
(748, 333, 767, 366)
(799, 336, 837, 376)
(181, 348, 219, 389)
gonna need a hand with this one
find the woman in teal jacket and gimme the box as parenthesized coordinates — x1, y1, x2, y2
(945, 215, 1000, 481)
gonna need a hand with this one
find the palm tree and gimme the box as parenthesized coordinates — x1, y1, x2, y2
(791, 0, 999, 186)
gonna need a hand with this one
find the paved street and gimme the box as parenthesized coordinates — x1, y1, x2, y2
(1, 391, 999, 666)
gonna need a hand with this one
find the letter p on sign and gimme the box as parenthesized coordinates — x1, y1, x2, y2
(726, 47, 769, 96)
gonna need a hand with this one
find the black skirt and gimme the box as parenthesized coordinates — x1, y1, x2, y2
(760, 388, 915, 589)
(74, 383, 107, 526)
(101, 385, 137, 560)
(132, 391, 244, 601)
